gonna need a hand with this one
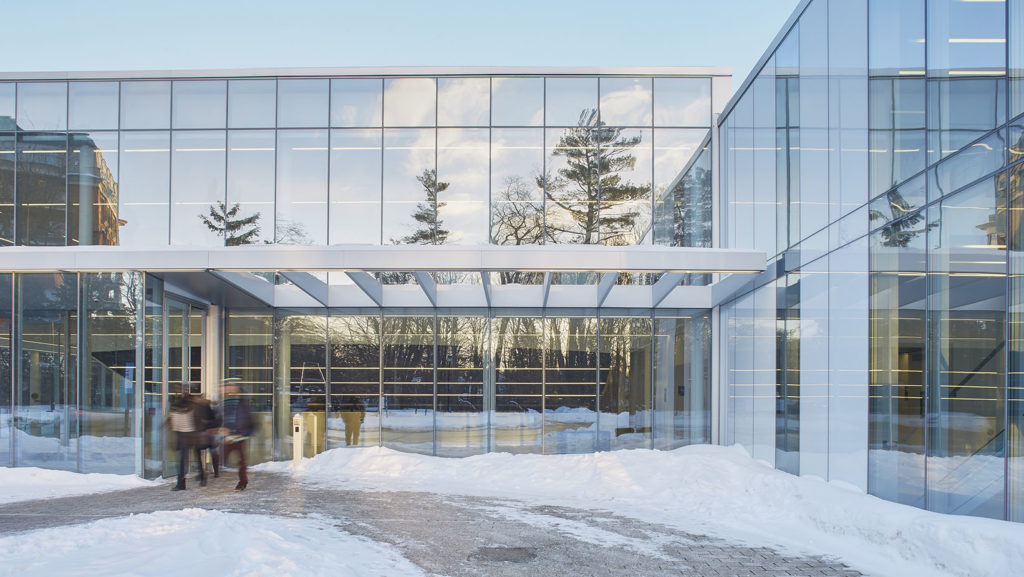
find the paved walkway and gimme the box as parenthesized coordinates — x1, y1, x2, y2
(0, 471, 865, 577)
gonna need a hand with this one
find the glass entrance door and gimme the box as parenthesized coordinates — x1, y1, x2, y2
(161, 298, 206, 478)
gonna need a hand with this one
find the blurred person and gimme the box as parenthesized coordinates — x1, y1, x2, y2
(220, 378, 254, 491)
(339, 395, 365, 446)
(166, 384, 209, 490)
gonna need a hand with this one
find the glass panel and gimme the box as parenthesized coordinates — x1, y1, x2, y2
(17, 83, 66, 131)
(437, 128, 488, 245)
(172, 80, 227, 129)
(868, 0, 925, 76)
(799, 258, 829, 479)
(328, 315, 380, 450)
(0, 84, 14, 130)
(732, 98, 754, 250)
(68, 132, 119, 246)
(546, 77, 598, 127)
(928, 0, 1006, 76)
(776, 273, 800, 474)
(600, 127, 651, 245)
(799, 0, 828, 242)
(172, 131, 225, 246)
(226, 130, 274, 245)
(926, 179, 1006, 519)
(653, 313, 710, 449)
(80, 273, 139, 473)
(381, 314, 434, 454)
(68, 82, 118, 130)
(654, 77, 710, 127)
(438, 78, 489, 126)
(436, 315, 486, 456)
(142, 276, 163, 479)
(928, 77, 1007, 163)
(119, 131, 169, 246)
(15, 273, 78, 470)
(751, 284, 776, 464)
(653, 129, 708, 247)
(776, 27, 800, 252)
(1014, 0, 1024, 119)
(869, 213, 927, 507)
(599, 317, 652, 450)
(492, 314, 543, 453)
(276, 314, 327, 460)
(330, 128, 381, 244)
(0, 133, 10, 246)
(731, 293, 755, 454)
(930, 128, 1007, 202)
(383, 128, 436, 244)
(277, 79, 329, 128)
(828, 238, 870, 490)
(276, 130, 328, 245)
(544, 315, 597, 454)
(869, 78, 926, 198)
(491, 77, 543, 126)
(384, 78, 436, 127)
(544, 124, 597, 244)
(228, 80, 276, 129)
(17, 132, 67, 246)
(225, 312, 274, 465)
(331, 78, 383, 127)
(490, 128, 545, 245)
(0, 274, 11, 467)
(829, 0, 868, 221)
(1010, 161, 1024, 521)
(120, 81, 170, 130)
(599, 78, 651, 126)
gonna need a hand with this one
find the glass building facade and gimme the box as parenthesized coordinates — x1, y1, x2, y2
(719, 0, 1023, 521)
(4, 1, 1023, 525)
(0, 70, 727, 479)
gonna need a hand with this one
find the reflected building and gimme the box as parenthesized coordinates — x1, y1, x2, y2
(2, 0, 1023, 525)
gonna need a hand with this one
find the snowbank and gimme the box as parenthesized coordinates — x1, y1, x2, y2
(0, 466, 156, 505)
(261, 444, 1024, 577)
(0, 509, 425, 577)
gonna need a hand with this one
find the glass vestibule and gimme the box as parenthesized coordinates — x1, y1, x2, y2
(222, 307, 712, 460)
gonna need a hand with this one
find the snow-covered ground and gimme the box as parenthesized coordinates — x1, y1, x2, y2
(2, 445, 1023, 577)
(0, 466, 155, 505)
(0, 509, 426, 577)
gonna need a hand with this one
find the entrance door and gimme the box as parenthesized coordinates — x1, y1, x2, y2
(161, 298, 206, 478)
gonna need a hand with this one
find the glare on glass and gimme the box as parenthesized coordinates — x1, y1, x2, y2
(654, 78, 710, 127)
(171, 131, 226, 246)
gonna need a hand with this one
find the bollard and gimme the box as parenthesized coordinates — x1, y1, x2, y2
(292, 413, 304, 462)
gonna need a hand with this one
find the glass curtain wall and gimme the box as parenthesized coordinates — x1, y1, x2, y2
(142, 276, 163, 479)
(436, 312, 487, 456)
(381, 312, 435, 454)
(0, 74, 717, 250)
(0, 274, 11, 466)
(276, 312, 327, 459)
(224, 311, 274, 464)
(719, 0, 1015, 519)
(328, 313, 380, 450)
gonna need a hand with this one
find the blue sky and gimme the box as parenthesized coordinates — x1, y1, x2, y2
(0, 0, 800, 93)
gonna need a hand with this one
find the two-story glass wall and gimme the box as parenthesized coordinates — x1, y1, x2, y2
(719, 0, 1019, 522)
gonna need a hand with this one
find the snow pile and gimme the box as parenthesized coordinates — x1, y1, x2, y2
(0, 466, 156, 505)
(263, 444, 1024, 577)
(0, 509, 425, 577)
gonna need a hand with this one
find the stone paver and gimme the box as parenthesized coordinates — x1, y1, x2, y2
(0, 471, 866, 577)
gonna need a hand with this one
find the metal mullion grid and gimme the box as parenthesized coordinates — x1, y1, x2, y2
(273, 79, 279, 245)
(596, 78, 602, 245)
(167, 82, 174, 245)
(63, 82, 69, 246)
(488, 77, 493, 250)
(542, 77, 547, 245)
(222, 81, 230, 246)
(432, 311, 438, 455)
(75, 272, 83, 472)
(11, 83, 16, 246)
(326, 80, 332, 246)
(434, 78, 439, 246)
(2, 274, 9, 462)
(377, 309, 384, 446)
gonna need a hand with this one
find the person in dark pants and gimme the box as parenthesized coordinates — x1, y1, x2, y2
(339, 395, 366, 446)
(220, 379, 254, 491)
(167, 385, 207, 491)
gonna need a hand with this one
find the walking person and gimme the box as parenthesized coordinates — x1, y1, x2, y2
(220, 378, 254, 491)
(166, 384, 207, 491)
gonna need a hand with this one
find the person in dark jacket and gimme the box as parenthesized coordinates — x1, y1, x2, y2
(220, 378, 253, 491)
(167, 384, 215, 490)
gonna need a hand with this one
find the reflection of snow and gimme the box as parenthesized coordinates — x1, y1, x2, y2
(13, 429, 138, 474)
(869, 449, 1006, 517)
